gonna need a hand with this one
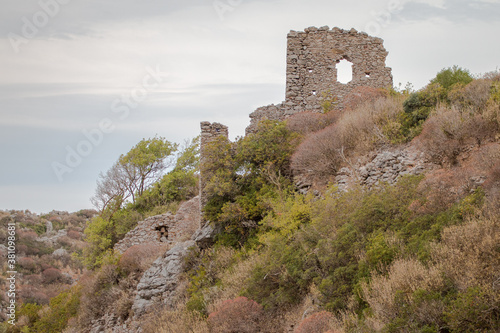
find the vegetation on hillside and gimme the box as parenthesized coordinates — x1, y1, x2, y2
(3, 67, 499, 333)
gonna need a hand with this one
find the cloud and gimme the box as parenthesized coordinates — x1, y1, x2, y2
(397, 0, 500, 22)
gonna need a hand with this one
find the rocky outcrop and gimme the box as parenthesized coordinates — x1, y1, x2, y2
(37, 229, 67, 245)
(192, 223, 217, 249)
(131, 240, 196, 317)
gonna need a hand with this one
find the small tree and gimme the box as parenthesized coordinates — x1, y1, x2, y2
(91, 136, 178, 214)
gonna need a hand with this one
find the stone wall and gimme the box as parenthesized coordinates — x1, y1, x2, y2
(246, 26, 393, 134)
(199, 121, 229, 224)
(114, 196, 200, 254)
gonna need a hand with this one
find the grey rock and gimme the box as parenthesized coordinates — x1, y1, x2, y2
(52, 248, 68, 257)
(132, 240, 195, 317)
(192, 224, 217, 249)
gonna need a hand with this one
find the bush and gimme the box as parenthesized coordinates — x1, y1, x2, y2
(295, 311, 334, 333)
(417, 106, 498, 165)
(343, 86, 388, 110)
(67, 230, 81, 240)
(359, 214, 500, 332)
(207, 297, 263, 333)
(20, 286, 50, 305)
(291, 95, 403, 182)
(31, 287, 81, 332)
(430, 65, 473, 90)
(118, 243, 167, 275)
(286, 111, 339, 137)
(77, 264, 120, 327)
(42, 268, 64, 284)
(416, 107, 466, 165)
(18, 257, 37, 273)
(448, 78, 492, 112)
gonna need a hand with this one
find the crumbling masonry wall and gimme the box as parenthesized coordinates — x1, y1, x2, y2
(246, 26, 393, 134)
(114, 196, 200, 254)
(199, 121, 229, 224)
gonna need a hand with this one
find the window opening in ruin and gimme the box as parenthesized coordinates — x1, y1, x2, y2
(336, 59, 353, 84)
(156, 226, 168, 242)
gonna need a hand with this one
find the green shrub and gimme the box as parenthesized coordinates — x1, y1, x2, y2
(431, 65, 474, 90)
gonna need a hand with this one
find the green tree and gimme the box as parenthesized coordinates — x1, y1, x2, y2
(202, 120, 299, 246)
(431, 65, 474, 90)
(91, 136, 178, 214)
(132, 137, 200, 214)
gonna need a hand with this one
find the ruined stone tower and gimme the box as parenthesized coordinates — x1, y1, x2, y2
(199, 121, 229, 224)
(246, 26, 393, 133)
(200, 26, 393, 215)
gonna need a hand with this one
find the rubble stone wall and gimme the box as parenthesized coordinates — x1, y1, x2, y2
(114, 196, 200, 254)
(246, 26, 393, 134)
(199, 121, 229, 224)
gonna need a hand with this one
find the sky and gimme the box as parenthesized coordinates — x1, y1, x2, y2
(1, 0, 499, 213)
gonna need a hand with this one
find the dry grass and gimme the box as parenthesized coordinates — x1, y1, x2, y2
(140, 304, 209, 333)
(417, 103, 499, 166)
(357, 213, 500, 331)
(362, 258, 444, 327)
(432, 215, 500, 291)
(118, 243, 169, 274)
(286, 111, 339, 137)
(204, 251, 262, 314)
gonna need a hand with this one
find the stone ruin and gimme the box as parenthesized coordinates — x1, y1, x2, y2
(113, 196, 200, 254)
(199, 121, 229, 224)
(93, 27, 395, 332)
(200, 26, 393, 208)
(246, 26, 393, 134)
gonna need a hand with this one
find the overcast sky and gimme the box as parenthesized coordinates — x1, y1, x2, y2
(1, 0, 499, 213)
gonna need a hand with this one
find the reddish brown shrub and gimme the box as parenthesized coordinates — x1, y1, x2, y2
(207, 296, 263, 333)
(418, 106, 498, 165)
(286, 111, 339, 136)
(412, 168, 475, 215)
(295, 311, 334, 333)
(118, 243, 167, 274)
(416, 107, 463, 165)
(17, 244, 28, 255)
(66, 230, 81, 240)
(19, 230, 38, 241)
(449, 79, 492, 112)
(292, 95, 403, 183)
(343, 86, 388, 110)
(20, 286, 50, 305)
(42, 267, 64, 284)
(18, 257, 37, 272)
(291, 123, 345, 182)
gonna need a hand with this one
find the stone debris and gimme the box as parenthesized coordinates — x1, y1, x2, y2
(334, 147, 431, 192)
